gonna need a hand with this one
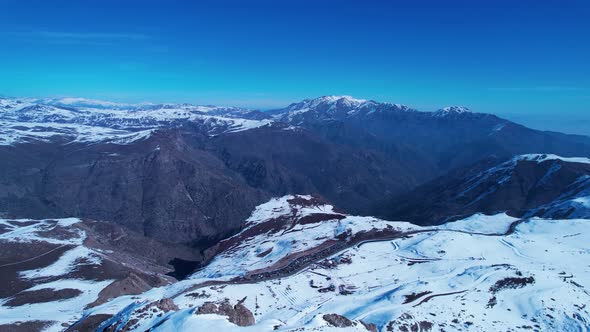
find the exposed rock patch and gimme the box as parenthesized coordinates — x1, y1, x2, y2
(360, 320, 378, 332)
(196, 298, 255, 326)
(490, 276, 535, 293)
(387, 313, 434, 332)
(5, 288, 81, 306)
(90, 272, 169, 307)
(323, 313, 353, 327)
(0, 320, 53, 332)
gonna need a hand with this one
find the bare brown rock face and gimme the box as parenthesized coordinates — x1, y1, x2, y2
(196, 299, 255, 326)
(323, 313, 353, 328)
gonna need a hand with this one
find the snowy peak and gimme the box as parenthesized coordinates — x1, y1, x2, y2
(273, 95, 417, 122)
(311, 95, 368, 105)
(285, 95, 373, 111)
(433, 106, 472, 116)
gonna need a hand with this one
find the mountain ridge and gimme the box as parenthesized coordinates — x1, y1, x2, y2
(1, 94, 589, 247)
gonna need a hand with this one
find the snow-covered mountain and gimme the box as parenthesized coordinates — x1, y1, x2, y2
(0, 97, 272, 145)
(268, 96, 482, 124)
(384, 153, 590, 224)
(2, 95, 590, 332)
(433, 105, 472, 117)
(37, 194, 590, 332)
(269, 96, 590, 178)
(268, 95, 417, 123)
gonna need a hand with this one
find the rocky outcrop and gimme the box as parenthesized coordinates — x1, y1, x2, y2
(360, 320, 378, 332)
(323, 313, 378, 331)
(323, 313, 353, 327)
(196, 298, 255, 326)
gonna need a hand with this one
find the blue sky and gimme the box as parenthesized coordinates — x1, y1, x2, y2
(1, 0, 589, 134)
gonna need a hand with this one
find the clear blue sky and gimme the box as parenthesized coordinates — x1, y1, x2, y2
(1, 0, 589, 134)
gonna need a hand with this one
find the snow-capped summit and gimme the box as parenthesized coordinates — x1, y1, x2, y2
(286, 95, 372, 111)
(433, 106, 472, 116)
(271, 95, 419, 123)
(315, 95, 367, 103)
(320, 95, 368, 105)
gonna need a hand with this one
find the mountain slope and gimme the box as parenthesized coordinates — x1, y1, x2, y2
(68, 195, 590, 332)
(0, 124, 418, 244)
(0, 97, 271, 145)
(383, 154, 590, 224)
(2, 95, 590, 246)
(0, 217, 202, 332)
(270, 96, 590, 174)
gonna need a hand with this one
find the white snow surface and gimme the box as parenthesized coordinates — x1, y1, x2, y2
(81, 196, 590, 332)
(19, 245, 102, 279)
(0, 217, 84, 245)
(0, 279, 113, 332)
(192, 195, 417, 280)
(0, 97, 271, 145)
(433, 106, 471, 116)
(0, 218, 114, 330)
(437, 212, 518, 234)
(273, 96, 417, 122)
(171, 217, 590, 331)
(516, 153, 590, 165)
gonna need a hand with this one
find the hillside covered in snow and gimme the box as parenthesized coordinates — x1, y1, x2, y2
(4, 194, 582, 332)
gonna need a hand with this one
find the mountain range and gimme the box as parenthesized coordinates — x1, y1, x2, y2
(2, 95, 589, 244)
(0, 95, 589, 331)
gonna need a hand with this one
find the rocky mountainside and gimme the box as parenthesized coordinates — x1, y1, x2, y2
(1, 92, 589, 331)
(269, 96, 590, 174)
(0, 217, 203, 332)
(1, 95, 589, 247)
(0, 124, 416, 244)
(383, 154, 590, 224)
